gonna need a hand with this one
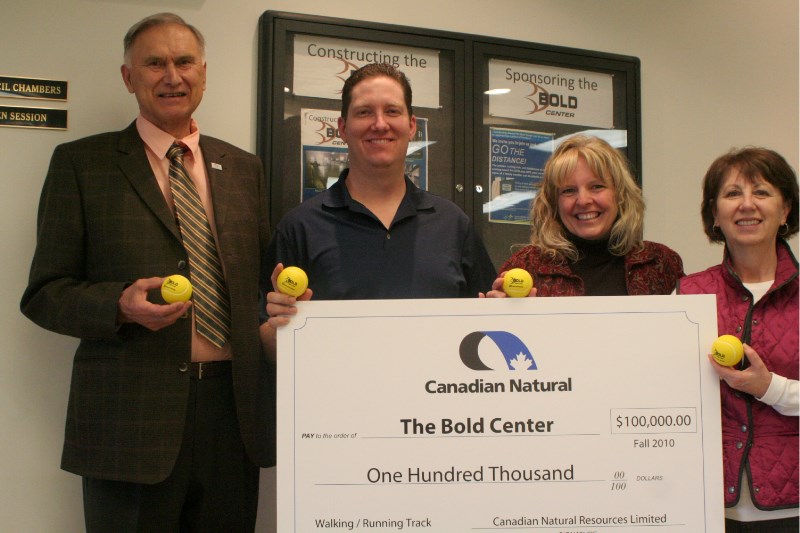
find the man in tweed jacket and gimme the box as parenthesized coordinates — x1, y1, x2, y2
(20, 13, 273, 532)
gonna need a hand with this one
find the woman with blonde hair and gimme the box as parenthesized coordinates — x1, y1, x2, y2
(486, 135, 683, 297)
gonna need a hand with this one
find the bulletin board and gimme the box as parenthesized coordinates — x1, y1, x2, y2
(258, 11, 641, 268)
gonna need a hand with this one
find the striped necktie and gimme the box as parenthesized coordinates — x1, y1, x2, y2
(167, 143, 231, 347)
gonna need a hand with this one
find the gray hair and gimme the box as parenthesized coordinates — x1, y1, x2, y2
(123, 13, 205, 63)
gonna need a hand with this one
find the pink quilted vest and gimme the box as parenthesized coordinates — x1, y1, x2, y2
(678, 241, 798, 509)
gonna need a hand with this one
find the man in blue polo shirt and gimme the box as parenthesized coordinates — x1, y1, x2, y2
(262, 63, 495, 339)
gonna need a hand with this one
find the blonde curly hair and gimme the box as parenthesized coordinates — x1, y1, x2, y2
(529, 135, 645, 262)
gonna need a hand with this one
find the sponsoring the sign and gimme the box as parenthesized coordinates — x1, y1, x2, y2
(488, 59, 613, 128)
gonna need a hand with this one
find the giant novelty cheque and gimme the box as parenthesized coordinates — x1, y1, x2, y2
(277, 295, 724, 532)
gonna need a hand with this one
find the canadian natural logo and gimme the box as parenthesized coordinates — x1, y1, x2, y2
(459, 331, 537, 371)
(426, 331, 569, 394)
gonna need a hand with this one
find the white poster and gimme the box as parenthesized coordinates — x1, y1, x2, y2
(488, 58, 614, 128)
(293, 35, 440, 108)
(277, 296, 724, 532)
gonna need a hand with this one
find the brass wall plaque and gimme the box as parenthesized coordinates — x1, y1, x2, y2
(0, 105, 67, 130)
(0, 76, 67, 101)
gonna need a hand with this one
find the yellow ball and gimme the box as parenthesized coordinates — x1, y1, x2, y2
(276, 266, 308, 297)
(712, 334, 744, 367)
(502, 268, 534, 298)
(161, 274, 193, 303)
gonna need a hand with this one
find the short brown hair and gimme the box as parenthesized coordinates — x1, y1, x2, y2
(341, 63, 413, 118)
(700, 147, 799, 242)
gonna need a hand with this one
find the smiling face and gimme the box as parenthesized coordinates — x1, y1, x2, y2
(120, 23, 206, 138)
(337, 75, 416, 175)
(713, 169, 790, 252)
(556, 156, 619, 241)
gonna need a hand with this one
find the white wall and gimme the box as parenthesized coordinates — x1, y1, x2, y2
(2, 1, 797, 531)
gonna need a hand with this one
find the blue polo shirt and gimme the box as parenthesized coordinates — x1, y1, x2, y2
(265, 170, 496, 300)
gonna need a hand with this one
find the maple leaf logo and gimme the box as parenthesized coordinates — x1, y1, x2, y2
(509, 352, 534, 370)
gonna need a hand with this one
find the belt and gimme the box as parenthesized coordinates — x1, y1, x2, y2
(188, 360, 232, 380)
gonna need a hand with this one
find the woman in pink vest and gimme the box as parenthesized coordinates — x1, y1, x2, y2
(678, 147, 798, 533)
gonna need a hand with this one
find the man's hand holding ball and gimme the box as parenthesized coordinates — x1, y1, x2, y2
(266, 264, 312, 325)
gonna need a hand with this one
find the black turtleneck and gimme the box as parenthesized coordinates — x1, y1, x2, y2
(567, 233, 628, 296)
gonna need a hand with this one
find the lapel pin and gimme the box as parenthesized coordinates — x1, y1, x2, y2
(211, 162, 222, 171)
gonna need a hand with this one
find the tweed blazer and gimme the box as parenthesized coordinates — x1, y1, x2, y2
(21, 122, 274, 483)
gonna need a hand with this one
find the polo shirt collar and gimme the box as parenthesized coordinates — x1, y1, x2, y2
(323, 168, 436, 215)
